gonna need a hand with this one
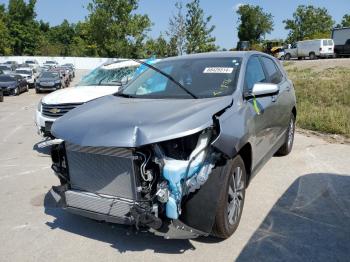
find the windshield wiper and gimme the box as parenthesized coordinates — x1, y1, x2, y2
(132, 59, 198, 99)
(115, 93, 136, 98)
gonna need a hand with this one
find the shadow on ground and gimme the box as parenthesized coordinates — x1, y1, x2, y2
(43, 192, 195, 254)
(236, 173, 350, 262)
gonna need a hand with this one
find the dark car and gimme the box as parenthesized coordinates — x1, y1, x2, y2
(36, 71, 63, 93)
(49, 51, 296, 239)
(3, 61, 18, 71)
(0, 74, 28, 96)
(62, 64, 75, 78)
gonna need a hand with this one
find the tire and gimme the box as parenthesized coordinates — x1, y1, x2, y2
(284, 53, 291, 60)
(276, 114, 296, 156)
(35, 88, 40, 94)
(309, 52, 316, 60)
(211, 155, 246, 239)
(0, 93, 3, 102)
(25, 85, 29, 92)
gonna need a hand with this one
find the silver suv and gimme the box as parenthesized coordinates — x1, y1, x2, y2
(49, 51, 296, 239)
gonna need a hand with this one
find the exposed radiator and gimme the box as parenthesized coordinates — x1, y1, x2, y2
(65, 142, 138, 200)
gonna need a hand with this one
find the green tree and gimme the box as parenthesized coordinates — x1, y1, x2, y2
(236, 4, 273, 43)
(166, 1, 186, 55)
(185, 0, 217, 54)
(337, 14, 350, 27)
(48, 20, 75, 56)
(0, 4, 11, 55)
(284, 5, 334, 43)
(144, 34, 169, 57)
(86, 0, 151, 58)
(7, 0, 43, 55)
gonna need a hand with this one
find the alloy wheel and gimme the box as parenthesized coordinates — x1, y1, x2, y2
(227, 166, 245, 225)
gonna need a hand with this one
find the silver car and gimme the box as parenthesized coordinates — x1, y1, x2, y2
(48, 51, 296, 239)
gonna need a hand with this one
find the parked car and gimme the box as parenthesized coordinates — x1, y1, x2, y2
(0, 88, 3, 102)
(15, 67, 36, 88)
(35, 71, 63, 94)
(35, 59, 142, 137)
(61, 64, 75, 79)
(50, 67, 70, 87)
(0, 74, 28, 95)
(332, 27, 350, 57)
(43, 60, 59, 68)
(25, 59, 40, 68)
(0, 64, 12, 74)
(3, 61, 18, 71)
(48, 51, 297, 239)
(284, 39, 334, 60)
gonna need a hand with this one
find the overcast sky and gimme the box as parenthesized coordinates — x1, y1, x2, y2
(1, 0, 349, 49)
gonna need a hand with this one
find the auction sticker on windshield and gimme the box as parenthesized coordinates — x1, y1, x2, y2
(203, 67, 234, 74)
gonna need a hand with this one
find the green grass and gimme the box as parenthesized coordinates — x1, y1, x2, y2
(286, 67, 350, 138)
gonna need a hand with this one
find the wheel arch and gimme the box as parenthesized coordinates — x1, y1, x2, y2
(238, 142, 252, 186)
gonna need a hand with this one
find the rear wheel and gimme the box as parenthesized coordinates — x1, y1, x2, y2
(211, 155, 246, 239)
(35, 88, 40, 94)
(276, 114, 295, 156)
(309, 52, 316, 60)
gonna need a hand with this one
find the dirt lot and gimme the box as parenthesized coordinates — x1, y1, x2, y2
(0, 69, 350, 262)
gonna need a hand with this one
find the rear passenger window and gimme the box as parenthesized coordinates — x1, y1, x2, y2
(261, 57, 283, 84)
(245, 56, 266, 91)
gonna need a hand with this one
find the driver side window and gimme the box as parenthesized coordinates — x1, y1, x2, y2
(245, 56, 266, 92)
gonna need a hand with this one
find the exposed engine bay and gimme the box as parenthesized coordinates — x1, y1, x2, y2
(50, 128, 223, 239)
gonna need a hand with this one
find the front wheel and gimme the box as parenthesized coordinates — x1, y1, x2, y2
(211, 155, 246, 239)
(12, 87, 19, 96)
(276, 114, 295, 156)
(284, 53, 291, 60)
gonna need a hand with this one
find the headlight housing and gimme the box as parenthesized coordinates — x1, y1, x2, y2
(37, 99, 42, 112)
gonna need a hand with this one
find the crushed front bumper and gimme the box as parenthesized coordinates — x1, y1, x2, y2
(49, 185, 207, 239)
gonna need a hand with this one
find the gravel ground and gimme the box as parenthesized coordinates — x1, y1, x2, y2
(0, 69, 349, 262)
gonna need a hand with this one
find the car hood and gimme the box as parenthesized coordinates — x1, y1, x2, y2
(52, 95, 233, 147)
(42, 85, 121, 104)
(0, 81, 16, 87)
(39, 77, 59, 82)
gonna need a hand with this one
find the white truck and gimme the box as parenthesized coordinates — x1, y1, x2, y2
(284, 39, 334, 60)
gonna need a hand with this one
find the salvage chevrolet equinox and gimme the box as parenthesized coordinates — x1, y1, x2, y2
(48, 51, 296, 239)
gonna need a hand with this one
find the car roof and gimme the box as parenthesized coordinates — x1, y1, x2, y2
(160, 51, 262, 62)
(16, 67, 32, 70)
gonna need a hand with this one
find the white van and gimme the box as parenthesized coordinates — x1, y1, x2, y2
(284, 39, 334, 60)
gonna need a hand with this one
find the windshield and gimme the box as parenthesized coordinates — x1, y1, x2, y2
(16, 70, 31, 75)
(79, 64, 138, 86)
(40, 72, 59, 78)
(45, 61, 56, 64)
(25, 61, 35, 64)
(0, 75, 16, 82)
(121, 57, 242, 99)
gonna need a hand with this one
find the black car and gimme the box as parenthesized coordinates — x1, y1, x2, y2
(0, 74, 28, 96)
(36, 71, 63, 93)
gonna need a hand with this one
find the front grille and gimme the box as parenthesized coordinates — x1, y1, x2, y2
(42, 103, 82, 118)
(65, 143, 138, 200)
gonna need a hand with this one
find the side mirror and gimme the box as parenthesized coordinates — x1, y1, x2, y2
(250, 83, 279, 97)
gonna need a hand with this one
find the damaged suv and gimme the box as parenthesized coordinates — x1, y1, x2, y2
(49, 52, 296, 239)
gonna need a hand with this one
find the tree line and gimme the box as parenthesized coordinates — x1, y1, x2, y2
(0, 0, 349, 58)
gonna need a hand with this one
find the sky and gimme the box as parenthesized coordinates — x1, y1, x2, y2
(0, 0, 349, 49)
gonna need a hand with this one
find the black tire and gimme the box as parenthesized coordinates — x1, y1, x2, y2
(211, 155, 246, 239)
(25, 85, 29, 92)
(35, 88, 40, 94)
(276, 114, 296, 156)
(0, 93, 3, 102)
(284, 53, 291, 60)
(309, 52, 316, 60)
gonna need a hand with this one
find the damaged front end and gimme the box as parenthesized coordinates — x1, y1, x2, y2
(50, 128, 224, 239)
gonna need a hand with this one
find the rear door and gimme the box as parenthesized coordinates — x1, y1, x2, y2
(260, 56, 291, 140)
